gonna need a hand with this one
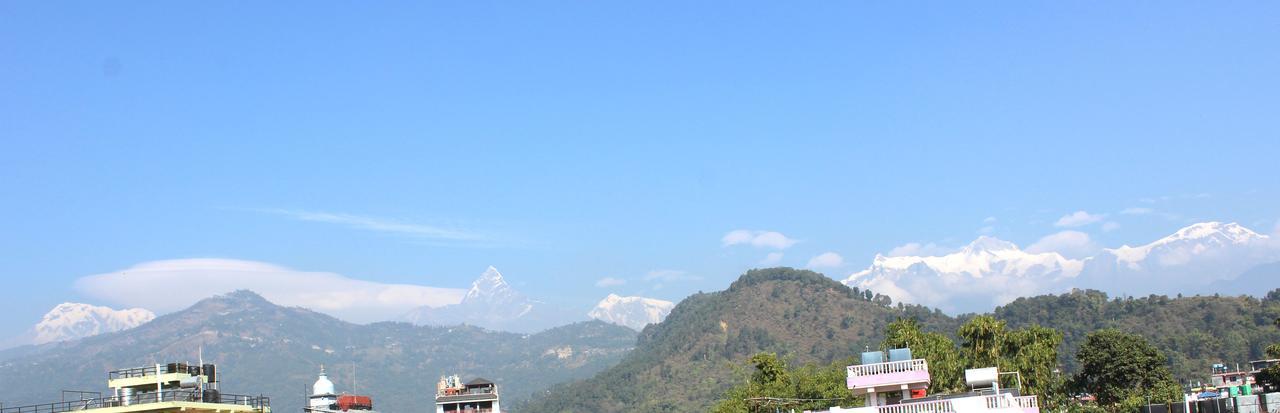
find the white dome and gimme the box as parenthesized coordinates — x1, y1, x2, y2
(313, 367, 335, 395)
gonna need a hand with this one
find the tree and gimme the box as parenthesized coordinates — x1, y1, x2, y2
(713, 353, 860, 413)
(1256, 344, 1280, 392)
(884, 317, 1065, 408)
(750, 352, 791, 387)
(1001, 325, 1066, 408)
(959, 315, 1007, 368)
(1073, 329, 1182, 411)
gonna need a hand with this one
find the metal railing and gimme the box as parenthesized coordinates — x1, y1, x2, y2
(848, 359, 930, 377)
(108, 366, 161, 380)
(0, 390, 269, 413)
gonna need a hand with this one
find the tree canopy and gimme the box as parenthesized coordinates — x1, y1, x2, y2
(1072, 329, 1182, 411)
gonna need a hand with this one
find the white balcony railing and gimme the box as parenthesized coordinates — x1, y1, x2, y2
(863, 394, 1037, 413)
(847, 359, 929, 377)
(875, 399, 953, 413)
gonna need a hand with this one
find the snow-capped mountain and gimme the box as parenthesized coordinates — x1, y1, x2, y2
(843, 222, 1280, 314)
(587, 294, 674, 331)
(461, 266, 532, 315)
(32, 303, 155, 345)
(1078, 222, 1278, 296)
(401, 267, 566, 333)
(1102, 222, 1270, 269)
(843, 236, 1082, 313)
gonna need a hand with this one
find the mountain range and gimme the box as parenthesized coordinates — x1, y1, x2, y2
(0, 303, 154, 348)
(0, 291, 637, 411)
(586, 294, 675, 331)
(33, 303, 155, 345)
(2, 269, 1277, 413)
(4, 266, 675, 348)
(844, 222, 1280, 313)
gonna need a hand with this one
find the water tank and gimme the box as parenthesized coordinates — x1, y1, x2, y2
(203, 364, 216, 383)
(889, 348, 913, 362)
(965, 367, 998, 388)
(202, 390, 220, 403)
(861, 351, 884, 365)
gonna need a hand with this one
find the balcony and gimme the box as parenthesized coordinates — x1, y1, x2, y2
(846, 359, 931, 392)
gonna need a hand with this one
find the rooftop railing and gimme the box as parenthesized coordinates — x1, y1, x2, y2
(108, 366, 161, 380)
(876, 399, 953, 413)
(0, 390, 269, 413)
(864, 393, 1037, 413)
(847, 359, 929, 378)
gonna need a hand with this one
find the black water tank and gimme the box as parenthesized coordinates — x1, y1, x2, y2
(202, 390, 220, 403)
(167, 363, 178, 373)
(203, 364, 216, 383)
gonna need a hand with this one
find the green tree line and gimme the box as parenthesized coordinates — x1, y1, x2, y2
(715, 316, 1186, 413)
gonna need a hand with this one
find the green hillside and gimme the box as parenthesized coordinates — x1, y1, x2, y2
(520, 268, 956, 412)
(995, 288, 1280, 382)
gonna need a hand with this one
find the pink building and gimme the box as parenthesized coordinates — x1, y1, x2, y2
(808, 348, 1040, 413)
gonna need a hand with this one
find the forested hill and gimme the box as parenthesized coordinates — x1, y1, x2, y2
(995, 288, 1280, 380)
(522, 268, 1280, 413)
(520, 268, 958, 413)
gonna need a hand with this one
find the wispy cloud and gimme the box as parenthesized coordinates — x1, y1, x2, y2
(1025, 230, 1099, 259)
(1054, 210, 1106, 228)
(721, 230, 798, 249)
(595, 277, 627, 287)
(251, 209, 487, 242)
(74, 258, 464, 323)
(806, 252, 844, 269)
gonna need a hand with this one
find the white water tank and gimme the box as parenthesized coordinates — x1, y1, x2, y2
(965, 367, 998, 388)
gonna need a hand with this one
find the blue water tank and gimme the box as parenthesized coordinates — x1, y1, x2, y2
(889, 348, 913, 362)
(861, 351, 884, 364)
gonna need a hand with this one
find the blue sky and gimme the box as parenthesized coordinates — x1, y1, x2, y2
(2, 2, 1278, 337)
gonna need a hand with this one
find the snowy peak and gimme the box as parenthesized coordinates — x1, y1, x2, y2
(402, 267, 565, 333)
(1105, 221, 1271, 264)
(587, 294, 674, 331)
(844, 236, 1083, 314)
(854, 236, 1079, 279)
(33, 303, 155, 345)
(463, 266, 515, 303)
(843, 221, 1280, 314)
(1162, 222, 1265, 244)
